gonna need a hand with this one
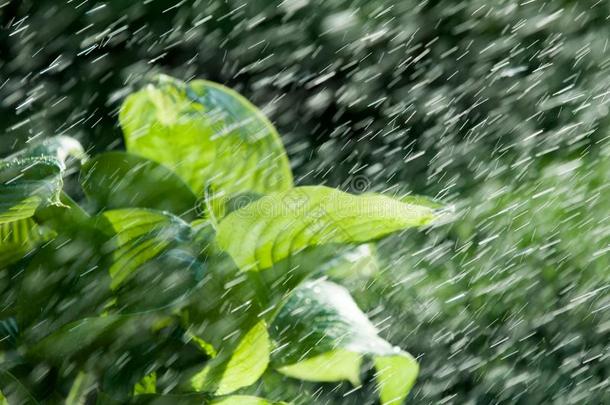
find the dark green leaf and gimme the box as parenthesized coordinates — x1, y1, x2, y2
(128, 393, 284, 405)
(0, 318, 18, 350)
(29, 314, 206, 400)
(81, 152, 197, 218)
(29, 315, 127, 361)
(0, 368, 39, 405)
(102, 209, 211, 313)
(17, 198, 112, 342)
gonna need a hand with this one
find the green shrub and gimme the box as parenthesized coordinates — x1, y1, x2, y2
(0, 74, 442, 404)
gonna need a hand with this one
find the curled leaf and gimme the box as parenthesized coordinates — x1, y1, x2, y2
(271, 279, 418, 405)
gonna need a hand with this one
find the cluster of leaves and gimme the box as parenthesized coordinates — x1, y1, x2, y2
(0, 75, 441, 404)
(2, 1, 610, 403)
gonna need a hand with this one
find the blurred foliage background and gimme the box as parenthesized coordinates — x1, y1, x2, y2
(1, 0, 609, 403)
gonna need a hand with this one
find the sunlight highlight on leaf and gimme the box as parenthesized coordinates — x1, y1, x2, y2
(119, 75, 292, 199)
(191, 321, 270, 395)
(217, 186, 437, 271)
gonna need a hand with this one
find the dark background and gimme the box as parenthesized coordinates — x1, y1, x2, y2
(3, 0, 608, 194)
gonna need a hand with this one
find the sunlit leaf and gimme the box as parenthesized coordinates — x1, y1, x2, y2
(210, 395, 287, 405)
(374, 355, 419, 405)
(399, 194, 444, 209)
(133, 372, 156, 395)
(277, 349, 362, 386)
(203, 187, 262, 226)
(187, 333, 217, 358)
(81, 152, 197, 218)
(191, 320, 270, 395)
(270, 279, 418, 405)
(216, 186, 438, 271)
(119, 74, 292, 199)
(0, 218, 55, 268)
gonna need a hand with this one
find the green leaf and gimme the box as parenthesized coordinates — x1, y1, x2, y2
(203, 187, 263, 227)
(0, 318, 19, 349)
(0, 218, 55, 267)
(102, 209, 210, 312)
(187, 333, 217, 358)
(119, 74, 292, 199)
(128, 394, 284, 405)
(103, 209, 202, 288)
(270, 279, 418, 405)
(216, 186, 437, 271)
(127, 393, 208, 405)
(191, 321, 270, 395)
(374, 355, 419, 405)
(29, 314, 207, 400)
(0, 136, 85, 220)
(0, 368, 38, 405)
(399, 194, 444, 209)
(16, 197, 113, 342)
(210, 395, 287, 405)
(133, 372, 156, 395)
(0, 136, 85, 267)
(8, 136, 85, 165)
(66, 372, 94, 405)
(323, 244, 379, 280)
(29, 315, 126, 361)
(34, 191, 93, 231)
(0, 167, 56, 225)
(81, 152, 198, 217)
(277, 349, 362, 386)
